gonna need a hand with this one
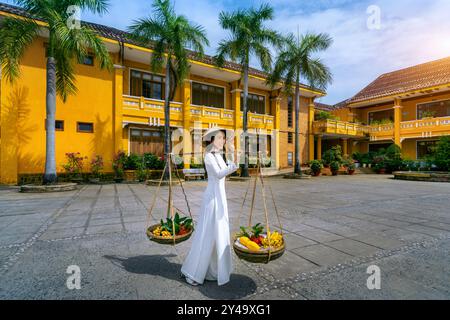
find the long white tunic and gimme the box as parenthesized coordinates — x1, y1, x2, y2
(181, 152, 238, 286)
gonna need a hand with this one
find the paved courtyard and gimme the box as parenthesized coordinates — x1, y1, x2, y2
(0, 175, 449, 299)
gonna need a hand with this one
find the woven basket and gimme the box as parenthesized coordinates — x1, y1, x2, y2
(146, 224, 193, 245)
(233, 236, 285, 264)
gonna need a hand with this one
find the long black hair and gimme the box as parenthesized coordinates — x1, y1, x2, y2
(204, 129, 227, 172)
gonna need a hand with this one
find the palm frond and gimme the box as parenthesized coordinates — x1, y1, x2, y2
(0, 16, 39, 82)
(54, 47, 77, 102)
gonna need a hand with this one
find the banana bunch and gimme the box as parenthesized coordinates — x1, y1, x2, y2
(262, 231, 283, 249)
(152, 226, 162, 236)
(152, 226, 172, 238)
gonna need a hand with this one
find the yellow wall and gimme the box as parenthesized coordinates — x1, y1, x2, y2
(1, 36, 117, 182)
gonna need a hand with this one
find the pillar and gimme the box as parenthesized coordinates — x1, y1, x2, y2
(317, 135, 322, 160)
(231, 83, 242, 162)
(0, 69, 18, 185)
(182, 79, 192, 169)
(113, 64, 125, 154)
(393, 98, 402, 148)
(271, 95, 281, 170)
(342, 138, 348, 157)
(308, 99, 315, 161)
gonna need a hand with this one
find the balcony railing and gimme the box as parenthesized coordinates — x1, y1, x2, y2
(400, 116, 450, 138)
(122, 95, 273, 129)
(313, 119, 368, 137)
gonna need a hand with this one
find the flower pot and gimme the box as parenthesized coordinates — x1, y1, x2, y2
(312, 171, 321, 177)
(363, 164, 367, 168)
(331, 170, 338, 176)
(368, 164, 372, 168)
(348, 169, 355, 175)
(378, 168, 386, 174)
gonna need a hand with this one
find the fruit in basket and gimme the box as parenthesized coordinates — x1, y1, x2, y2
(152, 226, 162, 236)
(239, 237, 261, 252)
(161, 230, 172, 238)
(159, 212, 193, 236)
(262, 231, 283, 248)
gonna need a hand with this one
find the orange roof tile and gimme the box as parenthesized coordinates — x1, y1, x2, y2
(349, 56, 450, 104)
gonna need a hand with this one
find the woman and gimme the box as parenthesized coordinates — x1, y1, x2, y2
(181, 128, 239, 286)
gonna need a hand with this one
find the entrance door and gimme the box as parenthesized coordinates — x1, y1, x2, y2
(130, 128, 164, 156)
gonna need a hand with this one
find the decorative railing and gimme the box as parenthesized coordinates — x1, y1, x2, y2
(400, 116, 450, 138)
(313, 119, 368, 137)
(123, 95, 182, 114)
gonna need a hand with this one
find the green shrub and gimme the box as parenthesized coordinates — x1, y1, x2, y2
(322, 145, 343, 166)
(143, 153, 164, 170)
(309, 160, 323, 174)
(433, 136, 450, 171)
(124, 153, 143, 170)
(330, 161, 340, 172)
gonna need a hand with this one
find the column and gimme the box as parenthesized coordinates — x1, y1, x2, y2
(0, 70, 18, 185)
(393, 98, 402, 147)
(317, 135, 322, 160)
(271, 95, 281, 170)
(182, 79, 192, 169)
(231, 83, 242, 162)
(113, 64, 125, 154)
(308, 99, 315, 161)
(342, 138, 348, 156)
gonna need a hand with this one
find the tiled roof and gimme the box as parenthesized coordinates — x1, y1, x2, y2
(349, 56, 450, 104)
(314, 102, 334, 111)
(0, 2, 322, 93)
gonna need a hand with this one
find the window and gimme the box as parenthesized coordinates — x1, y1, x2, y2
(45, 120, 64, 131)
(80, 54, 94, 66)
(288, 132, 293, 144)
(77, 122, 94, 133)
(241, 93, 266, 114)
(368, 109, 394, 124)
(287, 96, 293, 127)
(287, 152, 293, 166)
(130, 70, 165, 100)
(417, 99, 450, 119)
(417, 140, 438, 159)
(192, 82, 225, 109)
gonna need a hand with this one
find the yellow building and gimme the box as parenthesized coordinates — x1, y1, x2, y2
(312, 57, 450, 160)
(0, 3, 324, 185)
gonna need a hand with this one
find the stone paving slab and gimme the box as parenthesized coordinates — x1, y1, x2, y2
(0, 175, 449, 299)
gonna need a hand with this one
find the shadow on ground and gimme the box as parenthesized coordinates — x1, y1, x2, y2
(104, 254, 257, 299)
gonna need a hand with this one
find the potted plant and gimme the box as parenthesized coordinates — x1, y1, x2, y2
(347, 162, 356, 175)
(113, 150, 126, 183)
(309, 160, 323, 177)
(62, 152, 86, 183)
(89, 155, 103, 184)
(330, 161, 340, 176)
(421, 110, 436, 119)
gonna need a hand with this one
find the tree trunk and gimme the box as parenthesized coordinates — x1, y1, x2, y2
(43, 57, 57, 184)
(294, 80, 302, 175)
(241, 65, 250, 178)
(164, 61, 171, 181)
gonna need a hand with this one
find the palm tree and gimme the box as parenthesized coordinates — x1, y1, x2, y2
(269, 32, 332, 175)
(0, 0, 113, 184)
(215, 3, 281, 177)
(128, 0, 209, 179)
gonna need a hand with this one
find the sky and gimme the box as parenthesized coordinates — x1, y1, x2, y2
(4, 0, 450, 104)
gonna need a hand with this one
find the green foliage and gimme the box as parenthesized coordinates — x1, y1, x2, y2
(112, 150, 127, 178)
(160, 212, 193, 234)
(143, 153, 165, 170)
(330, 161, 340, 172)
(309, 160, 323, 173)
(315, 111, 336, 121)
(433, 136, 450, 171)
(124, 153, 142, 170)
(322, 145, 343, 166)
